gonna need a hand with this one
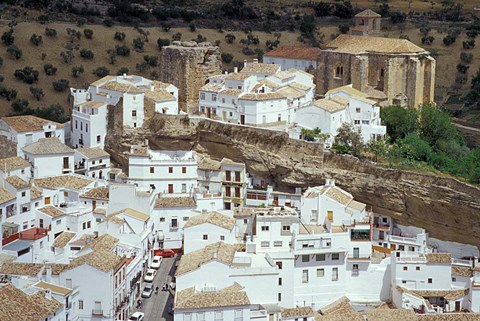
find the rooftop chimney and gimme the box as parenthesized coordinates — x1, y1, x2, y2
(253, 58, 259, 64)
(244, 59, 247, 67)
(144, 139, 148, 147)
(325, 178, 331, 186)
(234, 67, 238, 73)
(123, 73, 127, 78)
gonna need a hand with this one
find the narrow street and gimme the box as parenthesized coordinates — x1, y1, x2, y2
(131, 256, 177, 321)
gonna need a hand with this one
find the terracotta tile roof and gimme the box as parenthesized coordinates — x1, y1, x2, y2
(274, 71, 296, 80)
(0, 156, 30, 171)
(155, 196, 196, 208)
(327, 85, 377, 105)
(22, 137, 74, 155)
(175, 283, 250, 310)
(200, 83, 223, 93)
(33, 281, 72, 296)
(417, 314, 480, 321)
(220, 158, 244, 166)
(282, 306, 315, 318)
(78, 101, 106, 108)
(355, 9, 381, 17)
(452, 265, 473, 277)
(226, 73, 253, 81)
(277, 86, 305, 100)
(239, 92, 285, 101)
(220, 89, 242, 96)
(2, 115, 64, 133)
(152, 80, 172, 89)
(399, 287, 469, 301)
(425, 253, 452, 264)
(259, 79, 281, 89)
(100, 81, 144, 94)
(264, 46, 321, 61)
(144, 88, 176, 102)
(80, 186, 109, 201)
(6, 175, 29, 190)
(320, 296, 355, 315)
(176, 242, 237, 276)
(0, 187, 15, 204)
(324, 187, 353, 206)
(184, 212, 236, 231)
(311, 99, 346, 113)
(325, 35, 426, 55)
(90, 75, 116, 87)
(30, 187, 42, 199)
(289, 82, 312, 91)
(109, 208, 149, 222)
(299, 224, 326, 234)
(53, 231, 76, 248)
(347, 200, 366, 211)
(76, 147, 109, 159)
(0, 284, 63, 321)
(241, 63, 281, 74)
(37, 205, 65, 218)
(365, 309, 417, 321)
(78, 234, 119, 253)
(0, 263, 67, 276)
(34, 175, 93, 190)
(67, 249, 122, 272)
(316, 313, 364, 321)
(198, 156, 221, 171)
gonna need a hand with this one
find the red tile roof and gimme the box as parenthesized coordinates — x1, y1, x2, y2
(264, 46, 321, 61)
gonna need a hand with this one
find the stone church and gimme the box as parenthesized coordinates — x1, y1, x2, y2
(316, 10, 436, 108)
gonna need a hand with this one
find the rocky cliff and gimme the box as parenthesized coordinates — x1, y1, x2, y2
(159, 41, 222, 113)
(106, 115, 480, 247)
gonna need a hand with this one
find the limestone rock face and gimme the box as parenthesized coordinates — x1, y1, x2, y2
(106, 115, 480, 247)
(159, 42, 222, 113)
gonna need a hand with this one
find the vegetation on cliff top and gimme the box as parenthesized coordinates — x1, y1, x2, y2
(333, 104, 480, 184)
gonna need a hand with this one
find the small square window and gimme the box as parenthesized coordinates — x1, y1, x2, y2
(182, 167, 186, 174)
(168, 167, 173, 174)
(203, 234, 208, 240)
(332, 253, 340, 260)
(302, 255, 309, 262)
(428, 278, 433, 284)
(403, 266, 408, 271)
(416, 266, 420, 271)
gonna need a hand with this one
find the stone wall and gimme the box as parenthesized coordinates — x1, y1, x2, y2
(159, 41, 222, 113)
(106, 114, 480, 247)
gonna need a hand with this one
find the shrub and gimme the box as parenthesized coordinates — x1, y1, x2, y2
(421, 36, 435, 45)
(83, 29, 94, 39)
(66, 28, 82, 42)
(107, 49, 117, 65)
(221, 53, 233, 63)
(45, 28, 57, 37)
(136, 62, 149, 72)
(133, 37, 144, 51)
(150, 70, 159, 79)
(52, 79, 70, 91)
(41, 53, 46, 60)
(30, 34, 42, 46)
(463, 39, 475, 49)
(338, 24, 350, 34)
(103, 18, 114, 27)
(93, 66, 110, 77)
(254, 48, 264, 60)
(189, 22, 196, 32)
(114, 32, 126, 41)
(60, 50, 74, 63)
(456, 63, 469, 74)
(172, 32, 182, 41)
(194, 34, 206, 43)
(143, 55, 158, 67)
(157, 38, 170, 49)
(115, 45, 130, 56)
(29, 86, 44, 101)
(6, 45, 22, 59)
(266, 39, 280, 50)
(460, 52, 473, 64)
(0, 87, 17, 101)
(44, 64, 57, 76)
(225, 33, 236, 44)
(390, 11, 406, 24)
(11, 98, 29, 113)
(80, 48, 94, 59)
(1, 29, 14, 46)
(77, 18, 86, 27)
(162, 23, 171, 32)
(72, 65, 85, 77)
(117, 67, 129, 75)
(14, 67, 39, 84)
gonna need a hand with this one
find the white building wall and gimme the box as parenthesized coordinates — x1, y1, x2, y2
(184, 223, 236, 254)
(26, 154, 74, 179)
(71, 105, 108, 149)
(263, 57, 317, 71)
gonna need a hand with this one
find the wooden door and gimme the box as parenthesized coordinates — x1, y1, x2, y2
(92, 200, 96, 211)
(45, 197, 51, 205)
(240, 114, 245, 125)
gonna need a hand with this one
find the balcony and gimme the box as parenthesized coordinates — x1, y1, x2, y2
(19, 227, 48, 241)
(389, 235, 418, 245)
(348, 255, 371, 261)
(373, 223, 390, 230)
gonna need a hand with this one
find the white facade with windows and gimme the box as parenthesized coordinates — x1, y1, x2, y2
(74, 148, 110, 180)
(71, 100, 108, 149)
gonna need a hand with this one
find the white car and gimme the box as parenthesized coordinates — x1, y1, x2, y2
(142, 283, 154, 298)
(150, 256, 162, 269)
(144, 268, 156, 282)
(128, 312, 144, 321)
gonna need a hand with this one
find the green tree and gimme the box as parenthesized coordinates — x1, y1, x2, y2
(367, 139, 387, 162)
(7, 45, 22, 59)
(157, 38, 170, 50)
(133, 37, 144, 51)
(117, 67, 129, 75)
(394, 133, 432, 162)
(45, 28, 57, 37)
(71, 65, 85, 77)
(80, 48, 94, 59)
(1, 29, 14, 46)
(380, 106, 418, 143)
(30, 34, 42, 46)
(418, 104, 458, 147)
(114, 32, 126, 41)
(14, 67, 39, 84)
(52, 79, 70, 91)
(115, 45, 130, 56)
(11, 98, 29, 113)
(338, 24, 350, 34)
(225, 33, 236, 44)
(44, 63, 57, 76)
(172, 32, 182, 41)
(333, 123, 364, 157)
(83, 29, 94, 39)
(143, 55, 158, 67)
(221, 53, 233, 63)
(107, 49, 117, 65)
(60, 50, 74, 63)
(93, 66, 110, 77)
(29, 86, 44, 101)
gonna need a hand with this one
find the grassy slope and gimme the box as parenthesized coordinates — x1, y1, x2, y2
(0, 17, 476, 117)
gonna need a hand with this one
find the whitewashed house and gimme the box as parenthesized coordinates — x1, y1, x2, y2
(74, 147, 110, 180)
(263, 46, 321, 71)
(0, 115, 65, 157)
(0, 156, 31, 182)
(127, 145, 197, 194)
(183, 211, 237, 253)
(198, 60, 315, 126)
(23, 138, 75, 179)
(70, 75, 179, 135)
(295, 85, 386, 145)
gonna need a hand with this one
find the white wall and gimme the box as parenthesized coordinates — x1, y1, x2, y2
(26, 154, 74, 179)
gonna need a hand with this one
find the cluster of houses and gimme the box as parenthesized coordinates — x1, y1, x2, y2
(0, 110, 478, 321)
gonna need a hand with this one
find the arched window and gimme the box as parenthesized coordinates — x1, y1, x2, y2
(334, 64, 344, 78)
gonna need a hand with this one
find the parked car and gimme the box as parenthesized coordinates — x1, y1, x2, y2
(167, 300, 174, 315)
(144, 268, 156, 282)
(142, 283, 154, 298)
(169, 282, 176, 291)
(150, 256, 162, 269)
(156, 249, 175, 257)
(128, 312, 145, 321)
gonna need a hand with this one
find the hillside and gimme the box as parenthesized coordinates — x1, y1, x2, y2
(0, 18, 476, 117)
